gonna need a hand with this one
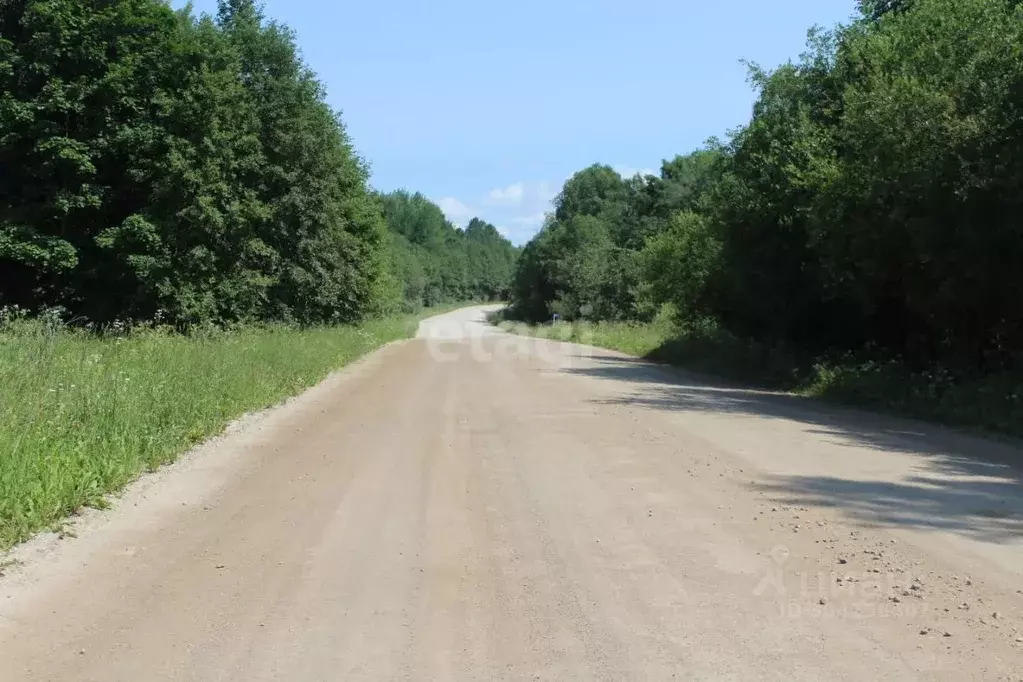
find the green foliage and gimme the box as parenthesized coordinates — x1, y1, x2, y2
(0, 309, 435, 549)
(554, 165, 632, 228)
(498, 313, 1023, 439)
(377, 191, 517, 310)
(809, 0, 1023, 365)
(639, 211, 720, 321)
(0, 0, 389, 326)
(858, 0, 914, 20)
(509, 0, 1023, 432)
(515, 0, 1023, 364)
(510, 156, 724, 322)
(465, 217, 518, 301)
(496, 315, 676, 359)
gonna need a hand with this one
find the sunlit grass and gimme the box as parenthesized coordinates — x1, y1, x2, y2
(0, 313, 435, 549)
(496, 318, 673, 358)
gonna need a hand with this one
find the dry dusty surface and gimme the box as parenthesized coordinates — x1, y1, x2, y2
(2, 305, 1023, 681)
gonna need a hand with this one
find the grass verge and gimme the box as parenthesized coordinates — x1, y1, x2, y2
(0, 307, 457, 549)
(491, 310, 1023, 439)
(494, 316, 674, 358)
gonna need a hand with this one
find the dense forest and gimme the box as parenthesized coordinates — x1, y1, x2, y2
(378, 191, 517, 310)
(512, 0, 1023, 381)
(0, 0, 515, 326)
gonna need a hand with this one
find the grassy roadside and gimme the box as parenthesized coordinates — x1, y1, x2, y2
(0, 306, 460, 550)
(495, 316, 675, 358)
(492, 311, 1023, 439)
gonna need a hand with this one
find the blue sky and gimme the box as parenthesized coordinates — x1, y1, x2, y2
(173, 0, 858, 244)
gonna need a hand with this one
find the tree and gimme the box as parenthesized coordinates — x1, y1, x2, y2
(813, 0, 1023, 364)
(1, 0, 390, 326)
(376, 191, 517, 309)
(858, 0, 914, 20)
(640, 211, 721, 321)
(0, 0, 180, 320)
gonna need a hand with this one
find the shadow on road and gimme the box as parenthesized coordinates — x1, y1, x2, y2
(565, 353, 1023, 543)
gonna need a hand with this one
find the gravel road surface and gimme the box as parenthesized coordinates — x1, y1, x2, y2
(2, 306, 1022, 680)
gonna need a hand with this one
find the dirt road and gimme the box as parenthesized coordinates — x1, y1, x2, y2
(2, 306, 1022, 680)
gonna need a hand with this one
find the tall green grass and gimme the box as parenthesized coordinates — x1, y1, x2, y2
(0, 313, 432, 549)
(495, 317, 674, 358)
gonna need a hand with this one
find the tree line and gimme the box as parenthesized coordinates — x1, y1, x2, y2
(0, 0, 515, 326)
(512, 0, 1023, 375)
(378, 191, 517, 311)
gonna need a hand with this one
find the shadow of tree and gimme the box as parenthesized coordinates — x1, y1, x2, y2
(563, 352, 1023, 542)
(752, 474, 1023, 541)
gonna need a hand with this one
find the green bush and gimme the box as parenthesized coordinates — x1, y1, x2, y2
(508, 0, 1023, 433)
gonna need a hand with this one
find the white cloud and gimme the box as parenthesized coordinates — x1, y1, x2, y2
(511, 213, 547, 227)
(435, 196, 473, 226)
(432, 166, 664, 246)
(496, 223, 541, 245)
(434, 179, 563, 245)
(485, 181, 560, 208)
(503, 183, 560, 243)
(485, 182, 525, 206)
(614, 165, 659, 179)
(535, 180, 560, 203)
(497, 211, 551, 245)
